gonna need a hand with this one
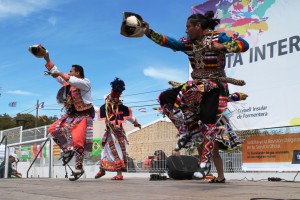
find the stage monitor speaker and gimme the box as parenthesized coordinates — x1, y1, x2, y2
(292, 150, 300, 164)
(166, 155, 198, 180)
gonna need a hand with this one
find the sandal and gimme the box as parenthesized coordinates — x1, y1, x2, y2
(209, 177, 226, 183)
(111, 175, 123, 180)
(95, 170, 106, 179)
(69, 169, 84, 181)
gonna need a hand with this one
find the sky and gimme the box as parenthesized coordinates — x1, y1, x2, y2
(0, 0, 205, 125)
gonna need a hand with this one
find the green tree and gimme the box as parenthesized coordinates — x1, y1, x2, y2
(0, 113, 58, 131)
(0, 113, 15, 130)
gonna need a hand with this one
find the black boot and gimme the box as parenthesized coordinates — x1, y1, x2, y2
(69, 169, 85, 181)
(60, 147, 75, 166)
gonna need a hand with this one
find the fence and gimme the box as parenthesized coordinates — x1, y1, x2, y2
(1, 124, 299, 178)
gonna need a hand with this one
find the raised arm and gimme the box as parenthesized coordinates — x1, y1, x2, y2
(143, 21, 186, 52)
(217, 32, 249, 53)
(44, 53, 91, 91)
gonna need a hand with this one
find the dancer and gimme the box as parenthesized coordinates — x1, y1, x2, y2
(29, 45, 95, 181)
(141, 11, 249, 179)
(95, 78, 141, 180)
(199, 92, 248, 183)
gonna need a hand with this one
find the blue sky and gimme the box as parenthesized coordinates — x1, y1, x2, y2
(0, 0, 205, 125)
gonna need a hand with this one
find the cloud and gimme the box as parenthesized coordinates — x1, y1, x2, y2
(47, 16, 57, 26)
(7, 90, 39, 96)
(143, 67, 187, 82)
(0, 0, 64, 20)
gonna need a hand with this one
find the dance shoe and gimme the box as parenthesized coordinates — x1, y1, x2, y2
(175, 135, 190, 151)
(95, 170, 106, 179)
(61, 147, 75, 166)
(209, 177, 226, 183)
(193, 163, 211, 180)
(111, 175, 123, 180)
(69, 169, 84, 181)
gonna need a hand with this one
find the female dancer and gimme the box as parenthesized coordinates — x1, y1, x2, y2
(95, 78, 141, 180)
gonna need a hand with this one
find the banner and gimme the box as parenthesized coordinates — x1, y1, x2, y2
(242, 133, 300, 171)
(53, 143, 61, 158)
(21, 145, 47, 160)
(21, 146, 32, 160)
(192, 0, 300, 130)
(91, 138, 102, 156)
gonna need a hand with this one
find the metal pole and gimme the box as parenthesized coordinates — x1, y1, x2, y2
(35, 100, 39, 128)
(4, 136, 8, 178)
(49, 138, 53, 178)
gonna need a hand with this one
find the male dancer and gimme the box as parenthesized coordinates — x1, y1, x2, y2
(141, 11, 249, 179)
(30, 45, 94, 181)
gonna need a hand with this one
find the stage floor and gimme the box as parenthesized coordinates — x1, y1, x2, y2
(0, 177, 299, 200)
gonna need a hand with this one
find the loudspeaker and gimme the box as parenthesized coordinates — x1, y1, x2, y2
(292, 150, 300, 164)
(166, 155, 198, 180)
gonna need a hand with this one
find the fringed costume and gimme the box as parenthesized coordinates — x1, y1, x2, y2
(146, 28, 249, 178)
(95, 78, 140, 180)
(46, 62, 94, 179)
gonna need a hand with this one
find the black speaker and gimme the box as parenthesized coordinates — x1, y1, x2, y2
(292, 150, 300, 164)
(166, 155, 199, 180)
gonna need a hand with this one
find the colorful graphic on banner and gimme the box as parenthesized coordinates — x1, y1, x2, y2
(192, 0, 300, 130)
(242, 133, 300, 171)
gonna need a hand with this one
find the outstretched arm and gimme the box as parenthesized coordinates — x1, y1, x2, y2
(218, 32, 249, 53)
(143, 21, 186, 52)
(43, 53, 65, 85)
(127, 117, 141, 129)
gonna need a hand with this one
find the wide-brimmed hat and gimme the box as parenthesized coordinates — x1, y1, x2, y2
(120, 12, 145, 37)
(10, 153, 19, 162)
(28, 44, 48, 58)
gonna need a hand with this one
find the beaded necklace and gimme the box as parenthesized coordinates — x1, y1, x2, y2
(192, 31, 213, 69)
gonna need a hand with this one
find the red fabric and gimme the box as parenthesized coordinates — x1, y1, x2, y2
(110, 90, 121, 98)
(48, 118, 87, 148)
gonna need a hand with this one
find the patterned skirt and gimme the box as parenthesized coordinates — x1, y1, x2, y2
(100, 129, 128, 172)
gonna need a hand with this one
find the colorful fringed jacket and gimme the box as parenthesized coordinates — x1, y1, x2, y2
(146, 29, 249, 83)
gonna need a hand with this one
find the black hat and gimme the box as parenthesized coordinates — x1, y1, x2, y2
(120, 12, 145, 37)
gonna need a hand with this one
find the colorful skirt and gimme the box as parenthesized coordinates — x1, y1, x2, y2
(100, 129, 128, 172)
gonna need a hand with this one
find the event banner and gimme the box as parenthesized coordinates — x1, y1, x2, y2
(242, 133, 300, 171)
(192, 0, 300, 130)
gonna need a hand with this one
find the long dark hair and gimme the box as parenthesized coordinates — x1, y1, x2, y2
(188, 11, 220, 30)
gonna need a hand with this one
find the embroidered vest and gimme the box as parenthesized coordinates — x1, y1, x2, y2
(66, 87, 92, 111)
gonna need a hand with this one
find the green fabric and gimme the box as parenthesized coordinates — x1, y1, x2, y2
(91, 138, 102, 156)
(43, 145, 47, 158)
(21, 146, 32, 160)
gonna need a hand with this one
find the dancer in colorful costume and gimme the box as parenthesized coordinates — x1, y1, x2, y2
(142, 11, 249, 179)
(200, 92, 248, 183)
(29, 45, 95, 181)
(95, 78, 141, 180)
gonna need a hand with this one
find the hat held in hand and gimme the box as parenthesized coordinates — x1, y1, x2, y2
(28, 44, 48, 58)
(120, 12, 145, 37)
